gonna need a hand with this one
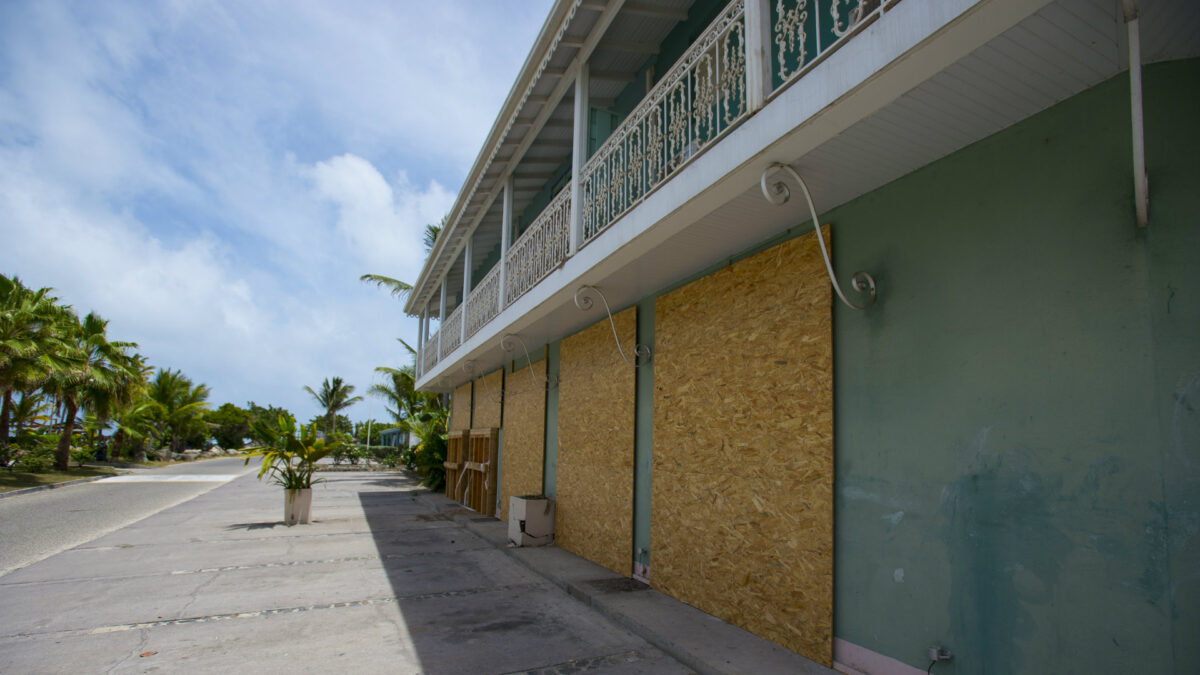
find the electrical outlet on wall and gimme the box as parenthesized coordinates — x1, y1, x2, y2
(927, 645, 953, 662)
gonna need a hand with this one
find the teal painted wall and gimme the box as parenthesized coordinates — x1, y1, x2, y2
(544, 340, 561, 498)
(633, 298, 655, 571)
(827, 60, 1199, 673)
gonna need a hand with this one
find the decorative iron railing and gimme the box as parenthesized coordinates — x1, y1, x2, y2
(771, 0, 888, 92)
(580, 0, 748, 244)
(441, 304, 463, 359)
(465, 265, 501, 339)
(421, 0, 894, 377)
(504, 185, 572, 307)
(421, 329, 439, 376)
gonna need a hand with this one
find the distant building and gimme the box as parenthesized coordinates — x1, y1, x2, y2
(378, 427, 409, 449)
(403, 1, 1199, 672)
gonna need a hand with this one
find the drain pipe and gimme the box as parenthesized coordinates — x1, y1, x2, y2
(1123, 0, 1149, 228)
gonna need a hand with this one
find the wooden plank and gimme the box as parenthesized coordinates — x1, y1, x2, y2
(474, 370, 504, 428)
(652, 226, 834, 666)
(499, 360, 547, 523)
(556, 308, 637, 577)
(451, 382, 472, 432)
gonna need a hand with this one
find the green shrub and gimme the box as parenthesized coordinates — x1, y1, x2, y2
(413, 433, 447, 492)
(15, 445, 54, 472)
(70, 447, 92, 468)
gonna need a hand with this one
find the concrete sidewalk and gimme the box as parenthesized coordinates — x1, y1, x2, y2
(0, 471, 831, 674)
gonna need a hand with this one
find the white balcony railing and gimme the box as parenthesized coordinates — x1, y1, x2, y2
(422, 0, 893, 381)
(441, 304, 464, 359)
(421, 328, 439, 376)
(465, 264, 501, 339)
(581, 0, 748, 244)
(772, 0, 888, 93)
(504, 185, 571, 307)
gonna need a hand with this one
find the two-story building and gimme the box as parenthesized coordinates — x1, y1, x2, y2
(402, 0, 1198, 672)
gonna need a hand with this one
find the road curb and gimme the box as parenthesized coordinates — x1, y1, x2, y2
(0, 474, 112, 499)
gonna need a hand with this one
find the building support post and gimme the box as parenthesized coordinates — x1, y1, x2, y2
(744, 0, 772, 112)
(416, 312, 425, 376)
(438, 281, 448, 359)
(499, 176, 513, 311)
(569, 62, 589, 256)
(1122, 0, 1149, 228)
(461, 238, 473, 341)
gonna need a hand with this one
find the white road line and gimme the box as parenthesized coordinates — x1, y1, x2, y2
(96, 474, 242, 483)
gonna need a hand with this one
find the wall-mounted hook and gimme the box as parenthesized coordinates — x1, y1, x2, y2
(500, 334, 549, 389)
(573, 285, 651, 367)
(760, 162, 877, 310)
(462, 360, 501, 404)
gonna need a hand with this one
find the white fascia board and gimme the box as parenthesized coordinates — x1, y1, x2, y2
(405, 0, 578, 316)
(416, 0, 1054, 391)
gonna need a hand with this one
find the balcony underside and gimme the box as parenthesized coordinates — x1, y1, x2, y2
(418, 0, 1199, 392)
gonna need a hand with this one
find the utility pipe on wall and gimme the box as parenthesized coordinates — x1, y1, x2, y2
(1123, 0, 1149, 228)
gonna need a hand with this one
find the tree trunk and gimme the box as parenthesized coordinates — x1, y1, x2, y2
(55, 401, 79, 471)
(0, 389, 12, 449)
(131, 436, 147, 464)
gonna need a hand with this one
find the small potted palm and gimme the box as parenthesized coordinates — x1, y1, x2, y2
(245, 414, 336, 525)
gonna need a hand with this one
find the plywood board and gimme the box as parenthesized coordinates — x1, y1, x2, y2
(500, 359, 547, 523)
(652, 226, 833, 665)
(474, 370, 504, 429)
(557, 307, 637, 576)
(450, 382, 472, 432)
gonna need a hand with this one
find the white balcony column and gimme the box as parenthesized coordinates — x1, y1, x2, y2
(438, 280, 448, 358)
(744, 0, 772, 111)
(416, 312, 425, 376)
(569, 61, 589, 256)
(461, 238, 472, 339)
(498, 175, 514, 311)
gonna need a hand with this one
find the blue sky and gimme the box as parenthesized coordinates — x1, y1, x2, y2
(0, 0, 554, 422)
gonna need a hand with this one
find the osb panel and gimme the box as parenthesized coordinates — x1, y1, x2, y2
(652, 226, 833, 666)
(557, 307, 637, 576)
(474, 370, 504, 430)
(450, 382, 472, 432)
(500, 360, 546, 523)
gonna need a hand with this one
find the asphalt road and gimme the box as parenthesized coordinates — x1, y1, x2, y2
(0, 456, 255, 576)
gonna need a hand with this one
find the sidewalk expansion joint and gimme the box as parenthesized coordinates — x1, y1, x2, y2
(501, 647, 670, 674)
(0, 582, 547, 643)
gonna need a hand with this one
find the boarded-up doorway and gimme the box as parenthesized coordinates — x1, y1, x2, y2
(652, 227, 833, 665)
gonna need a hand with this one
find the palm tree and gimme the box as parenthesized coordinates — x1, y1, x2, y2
(144, 369, 211, 455)
(370, 341, 443, 429)
(0, 275, 73, 449)
(358, 274, 412, 303)
(423, 222, 442, 254)
(43, 312, 140, 470)
(109, 354, 154, 462)
(304, 376, 363, 437)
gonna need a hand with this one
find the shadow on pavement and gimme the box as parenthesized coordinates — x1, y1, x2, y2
(224, 521, 284, 531)
(357, 487, 669, 674)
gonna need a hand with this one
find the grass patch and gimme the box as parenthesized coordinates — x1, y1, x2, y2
(0, 466, 118, 494)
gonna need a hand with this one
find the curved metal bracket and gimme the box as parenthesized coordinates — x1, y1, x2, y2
(462, 360, 502, 404)
(760, 162, 877, 310)
(573, 286, 651, 367)
(500, 334, 549, 389)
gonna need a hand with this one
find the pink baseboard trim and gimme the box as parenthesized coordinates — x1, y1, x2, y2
(834, 638, 926, 675)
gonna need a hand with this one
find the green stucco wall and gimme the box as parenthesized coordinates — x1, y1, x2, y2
(829, 59, 1199, 674)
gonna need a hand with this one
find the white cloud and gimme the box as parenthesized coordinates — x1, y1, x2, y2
(0, 0, 553, 420)
(310, 154, 453, 277)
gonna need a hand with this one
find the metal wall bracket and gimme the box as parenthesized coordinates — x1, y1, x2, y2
(573, 285, 651, 366)
(760, 162, 877, 310)
(500, 334, 550, 389)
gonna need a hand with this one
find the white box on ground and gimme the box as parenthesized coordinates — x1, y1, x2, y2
(509, 495, 555, 546)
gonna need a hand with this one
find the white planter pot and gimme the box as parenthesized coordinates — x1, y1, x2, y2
(284, 488, 313, 525)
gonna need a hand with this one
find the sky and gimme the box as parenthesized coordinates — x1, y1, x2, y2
(0, 0, 555, 423)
